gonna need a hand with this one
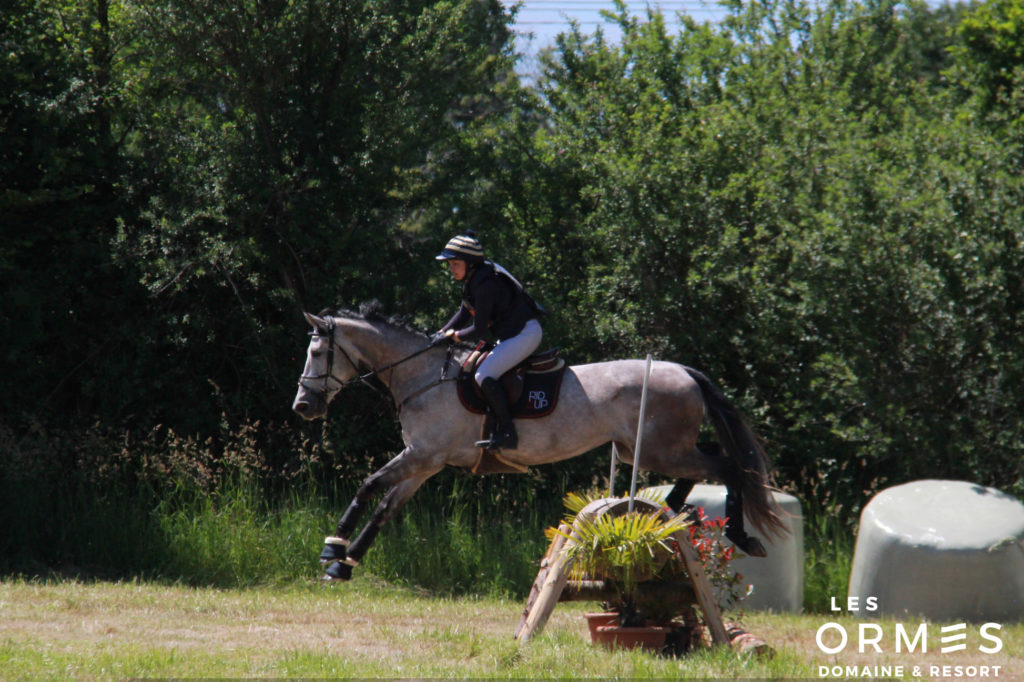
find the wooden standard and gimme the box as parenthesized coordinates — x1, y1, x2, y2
(515, 523, 573, 641)
(514, 523, 730, 646)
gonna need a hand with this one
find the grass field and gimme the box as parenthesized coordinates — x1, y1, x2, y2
(2, 576, 1021, 680)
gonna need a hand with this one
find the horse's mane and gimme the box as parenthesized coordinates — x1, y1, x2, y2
(322, 300, 429, 339)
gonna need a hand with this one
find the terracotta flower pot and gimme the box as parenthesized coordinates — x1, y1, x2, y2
(584, 611, 619, 638)
(593, 624, 671, 652)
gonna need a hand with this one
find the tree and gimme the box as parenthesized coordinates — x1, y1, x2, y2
(510, 0, 1024, 505)
(1, 0, 143, 421)
(951, 0, 1024, 115)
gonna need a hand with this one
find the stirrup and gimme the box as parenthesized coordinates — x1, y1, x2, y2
(475, 429, 517, 450)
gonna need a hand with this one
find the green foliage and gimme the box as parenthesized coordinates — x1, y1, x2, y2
(802, 510, 855, 612)
(4, 0, 1024, 590)
(951, 0, 1024, 113)
(549, 492, 746, 622)
(557, 507, 689, 598)
(364, 472, 555, 597)
(511, 0, 1024, 512)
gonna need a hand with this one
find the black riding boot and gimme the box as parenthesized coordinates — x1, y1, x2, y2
(474, 377, 518, 450)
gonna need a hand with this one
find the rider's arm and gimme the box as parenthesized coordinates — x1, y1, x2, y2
(454, 278, 498, 343)
(439, 305, 470, 335)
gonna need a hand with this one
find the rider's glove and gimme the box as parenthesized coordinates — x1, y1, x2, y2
(431, 329, 455, 346)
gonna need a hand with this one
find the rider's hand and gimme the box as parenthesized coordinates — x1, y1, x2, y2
(431, 329, 456, 346)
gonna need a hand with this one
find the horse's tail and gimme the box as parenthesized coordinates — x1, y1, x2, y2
(684, 366, 787, 539)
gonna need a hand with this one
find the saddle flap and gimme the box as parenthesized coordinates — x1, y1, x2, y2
(456, 355, 567, 420)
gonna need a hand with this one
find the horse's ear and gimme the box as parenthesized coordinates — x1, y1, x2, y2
(304, 311, 328, 332)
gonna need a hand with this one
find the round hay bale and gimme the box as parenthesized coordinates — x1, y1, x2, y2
(643, 484, 804, 612)
(848, 479, 1024, 622)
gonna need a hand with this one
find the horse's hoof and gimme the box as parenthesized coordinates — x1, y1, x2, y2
(679, 503, 700, 525)
(322, 561, 353, 581)
(320, 542, 348, 564)
(726, 528, 768, 558)
(739, 536, 768, 558)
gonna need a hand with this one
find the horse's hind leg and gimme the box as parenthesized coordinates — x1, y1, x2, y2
(665, 479, 695, 514)
(659, 444, 768, 558)
(723, 483, 767, 557)
(718, 456, 768, 558)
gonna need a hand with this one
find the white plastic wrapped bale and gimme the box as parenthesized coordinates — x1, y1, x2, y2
(643, 484, 804, 612)
(848, 480, 1024, 621)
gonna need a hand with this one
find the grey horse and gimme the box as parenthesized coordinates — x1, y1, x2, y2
(292, 305, 785, 580)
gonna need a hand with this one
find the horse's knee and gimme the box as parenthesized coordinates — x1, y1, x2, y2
(356, 471, 391, 502)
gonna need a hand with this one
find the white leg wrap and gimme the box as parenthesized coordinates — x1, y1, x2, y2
(324, 536, 350, 546)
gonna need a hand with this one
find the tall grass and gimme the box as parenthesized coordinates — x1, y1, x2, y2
(802, 510, 855, 612)
(154, 478, 326, 586)
(1, 419, 852, 606)
(364, 474, 555, 597)
(1, 463, 556, 595)
(2, 470, 854, 607)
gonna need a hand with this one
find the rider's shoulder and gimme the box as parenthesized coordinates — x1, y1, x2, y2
(469, 262, 500, 285)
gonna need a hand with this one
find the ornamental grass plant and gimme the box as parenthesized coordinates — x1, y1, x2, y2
(547, 492, 747, 627)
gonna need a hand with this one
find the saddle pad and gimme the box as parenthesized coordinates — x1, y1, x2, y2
(457, 361, 567, 419)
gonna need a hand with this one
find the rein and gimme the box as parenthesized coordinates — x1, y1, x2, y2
(298, 318, 456, 409)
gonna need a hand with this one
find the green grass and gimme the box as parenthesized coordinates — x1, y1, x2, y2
(2, 471, 557, 595)
(5, 466, 1024, 679)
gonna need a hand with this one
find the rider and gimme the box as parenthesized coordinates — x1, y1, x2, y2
(434, 231, 544, 450)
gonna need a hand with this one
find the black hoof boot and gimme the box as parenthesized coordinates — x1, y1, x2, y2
(319, 538, 349, 564)
(322, 560, 353, 581)
(726, 529, 768, 558)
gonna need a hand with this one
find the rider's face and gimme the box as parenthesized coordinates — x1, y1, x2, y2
(447, 259, 467, 281)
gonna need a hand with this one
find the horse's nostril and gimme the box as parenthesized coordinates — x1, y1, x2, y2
(294, 402, 309, 413)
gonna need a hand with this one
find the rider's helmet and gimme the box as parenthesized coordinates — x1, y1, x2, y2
(435, 231, 485, 264)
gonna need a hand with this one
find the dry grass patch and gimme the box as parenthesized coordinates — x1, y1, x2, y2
(1, 577, 1020, 679)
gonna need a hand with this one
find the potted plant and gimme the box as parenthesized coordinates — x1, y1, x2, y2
(547, 491, 747, 653)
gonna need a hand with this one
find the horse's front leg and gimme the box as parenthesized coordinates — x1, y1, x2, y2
(319, 469, 392, 568)
(321, 450, 438, 581)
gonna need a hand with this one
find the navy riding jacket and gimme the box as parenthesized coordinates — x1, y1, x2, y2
(440, 262, 541, 342)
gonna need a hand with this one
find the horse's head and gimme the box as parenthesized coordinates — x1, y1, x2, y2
(292, 312, 362, 420)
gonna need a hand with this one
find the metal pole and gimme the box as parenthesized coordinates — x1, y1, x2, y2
(609, 443, 618, 498)
(628, 354, 653, 513)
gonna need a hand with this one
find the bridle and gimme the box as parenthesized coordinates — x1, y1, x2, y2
(297, 317, 454, 409)
(297, 318, 362, 402)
